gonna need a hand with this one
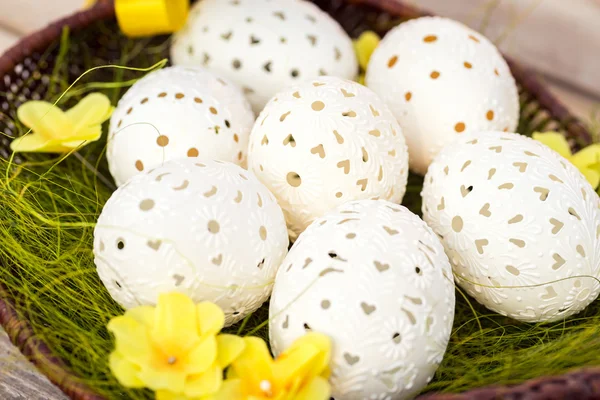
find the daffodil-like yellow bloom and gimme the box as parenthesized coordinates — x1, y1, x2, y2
(214, 333, 332, 400)
(107, 293, 245, 400)
(533, 131, 600, 189)
(353, 31, 381, 85)
(11, 93, 113, 153)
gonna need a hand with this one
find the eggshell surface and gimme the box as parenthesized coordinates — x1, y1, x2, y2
(107, 66, 254, 187)
(248, 76, 409, 239)
(422, 131, 600, 322)
(366, 17, 519, 175)
(171, 0, 358, 113)
(269, 200, 455, 400)
(94, 159, 289, 326)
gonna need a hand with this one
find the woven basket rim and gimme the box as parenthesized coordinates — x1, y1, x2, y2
(0, 1, 597, 399)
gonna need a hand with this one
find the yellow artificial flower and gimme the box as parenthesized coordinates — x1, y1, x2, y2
(353, 31, 381, 85)
(84, 0, 190, 37)
(11, 93, 113, 153)
(533, 131, 600, 189)
(107, 293, 245, 399)
(214, 333, 332, 400)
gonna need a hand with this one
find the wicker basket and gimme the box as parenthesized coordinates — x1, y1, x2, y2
(0, 0, 598, 399)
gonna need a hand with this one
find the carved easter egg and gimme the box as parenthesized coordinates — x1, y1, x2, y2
(170, 0, 358, 113)
(107, 66, 254, 187)
(269, 200, 455, 400)
(93, 158, 288, 326)
(422, 131, 600, 323)
(248, 76, 409, 239)
(366, 17, 519, 175)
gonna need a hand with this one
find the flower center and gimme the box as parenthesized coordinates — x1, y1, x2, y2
(259, 380, 273, 397)
(167, 356, 177, 365)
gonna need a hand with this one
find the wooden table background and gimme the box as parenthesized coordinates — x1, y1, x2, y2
(0, 0, 598, 398)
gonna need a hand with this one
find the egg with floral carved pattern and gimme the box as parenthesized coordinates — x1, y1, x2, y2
(94, 158, 288, 326)
(170, 0, 358, 113)
(269, 200, 455, 400)
(422, 131, 600, 323)
(366, 16, 519, 175)
(248, 76, 409, 239)
(107, 66, 254, 187)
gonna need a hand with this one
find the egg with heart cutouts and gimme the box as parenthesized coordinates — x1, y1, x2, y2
(170, 0, 358, 113)
(422, 131, 600, 323)
(107, 66, 254, 187)
(269, 199, 455, 400)
(248, 76, 409, 239)
(366, 16, 519, 175)
(94, 158, 288, 326)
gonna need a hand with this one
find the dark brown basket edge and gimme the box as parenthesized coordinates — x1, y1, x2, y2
(0, 1, 596, 399)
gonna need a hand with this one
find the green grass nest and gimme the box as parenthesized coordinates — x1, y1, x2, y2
(1, 19, 600, 400)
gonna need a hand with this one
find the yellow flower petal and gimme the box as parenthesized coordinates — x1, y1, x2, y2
(571, 144, 600, 170)
(184, 364, 222, 398)
(580, 168, 600, 189)
(231, 337, 274, 392)
(65, 93, 112, 132)
(137, 365, 187, 393)
(196, 302, 225, 337)
(354, 31, 380, 70)
(186, 336, 218, 375)
(273, 343, 320, 389)
(151, 292, 200, 355)
(108, 352, 145, 388)
(532, 132, 572, 159)
(17, 101, 74, 140)
(9, 134, 69, 153)
(155, 390, 187, 400)
(212, 380, 243, 400)
(125, 305, 155, 328)
(216, 334, 245, 369)
(107, 315, 153, 366)
(283, 333, 331, 378)
(294, 376, 331, 400)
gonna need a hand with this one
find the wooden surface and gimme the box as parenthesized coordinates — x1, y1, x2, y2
(0, 0, 598, 399)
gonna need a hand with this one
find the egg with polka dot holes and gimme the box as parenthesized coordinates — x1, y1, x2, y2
(107, 66, 254, 187)
(269, 200, 455, 400)
(170, 0, 358, 114)
(422, 131, 600, 323)
(248, 76, 409, 240)
(366, 17, 519, 175)
(93, 158, 288, 326)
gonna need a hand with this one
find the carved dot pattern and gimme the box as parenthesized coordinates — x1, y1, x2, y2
(94, 158, 289, 327)
(107, 66, 254, 187)
(422, 131, 600, 323)
(248, 76, 409, 238)
(269, 200, 455, 400)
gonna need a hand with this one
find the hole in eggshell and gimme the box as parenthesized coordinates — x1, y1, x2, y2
(415, 266, 422, 275)
(116, 239, 125, 250)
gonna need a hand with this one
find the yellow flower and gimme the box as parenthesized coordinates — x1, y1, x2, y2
(533, 131, 600, 189)
(215, 333, 332, 400)
(353, 31, 381, 85)
(107, 293, 245, 399)
(11, 93, 113, 153)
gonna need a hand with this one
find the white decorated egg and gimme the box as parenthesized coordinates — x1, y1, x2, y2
(93, 158, 288, 326)
(422, 131, 600, 323)
(248, 76, 409, 239)
(269, 200, 455, 400)
(170, 0, 358, 113)
(107, 66, 254, 187)
(366, 17, 519, 175)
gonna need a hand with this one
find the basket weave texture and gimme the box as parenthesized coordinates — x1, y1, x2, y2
(0, 0, 597, 399)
